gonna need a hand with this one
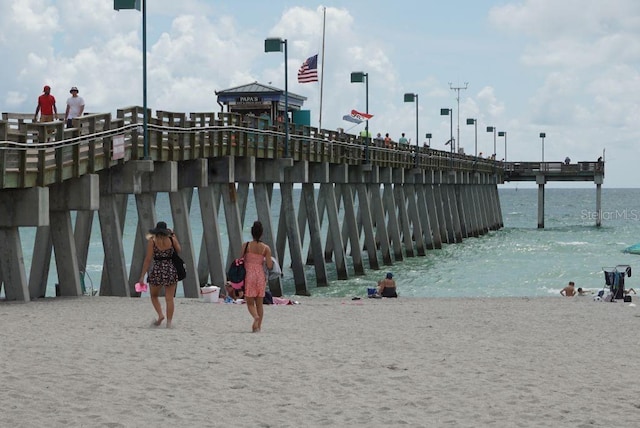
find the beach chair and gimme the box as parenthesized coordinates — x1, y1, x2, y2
(602, 265, 631, 301)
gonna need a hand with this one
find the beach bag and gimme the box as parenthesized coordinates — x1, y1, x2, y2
(172, 252, 187, 281)
(169, 237, 187, 281)
(228, 243, 248, 289)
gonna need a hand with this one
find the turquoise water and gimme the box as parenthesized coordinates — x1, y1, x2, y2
(272, 187, 640, 298)
(17, 188, 640, 298)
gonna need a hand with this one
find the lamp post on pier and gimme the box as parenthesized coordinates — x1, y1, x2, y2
(114, 0, 149, 159)
(466, 118, 477, 157)
(265, 37, 289, 157)
(486, 126, 496, 159)
(351, 71, 369, 162)
(498, 131, 507, 161)
(404, 93, 419, 166)
(440, 108, 453, 154)
(540, 132, 546, 163)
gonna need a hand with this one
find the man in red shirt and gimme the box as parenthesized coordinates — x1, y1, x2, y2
(34, 85, 58, 123)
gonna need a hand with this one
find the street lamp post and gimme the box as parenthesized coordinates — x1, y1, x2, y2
(114, 0, 148, 159)
(141, 0, 147, 159)
(466, 118, 477, 157)
(265, 37, 289, 157)
(404, 93, 419, 166)
(351, 71, 369, 162)
(540, 132, 546, 163)
(486, 126, 496, 159)
(498, 131, 507, 161)
(440, 108, 453, 155)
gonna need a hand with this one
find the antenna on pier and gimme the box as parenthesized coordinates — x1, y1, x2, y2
(449, 82, 468, 153)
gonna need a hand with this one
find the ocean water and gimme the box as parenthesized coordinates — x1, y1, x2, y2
(15, 187, 640, 299)
(310, 188, 640, 298)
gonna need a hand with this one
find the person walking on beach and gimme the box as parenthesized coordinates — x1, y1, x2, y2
(560, 281, 576, 297)
(241, 221, 273, 332)
(34, 85, 57, 123)
(64, 86, 85, 128)
(139, 221, 182, 328)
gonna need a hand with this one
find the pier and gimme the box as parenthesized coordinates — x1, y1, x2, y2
(503, 161, 604, 228)
(0, 107, 600, 300)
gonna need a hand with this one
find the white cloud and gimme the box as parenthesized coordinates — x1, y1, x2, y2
(476, 86, 505, 120)
(5, 91, 27, 108)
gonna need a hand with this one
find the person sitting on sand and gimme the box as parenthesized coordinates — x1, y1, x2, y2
(560, 281, 576, 297)
(224, 281, 244, 302)
(577, 287, 592, 296)
(377, 272, 397, 298)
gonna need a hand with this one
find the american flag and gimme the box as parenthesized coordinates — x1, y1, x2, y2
(297, 54, 319, 83)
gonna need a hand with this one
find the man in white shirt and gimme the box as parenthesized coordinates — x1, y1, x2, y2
(65, 86, 85, 128)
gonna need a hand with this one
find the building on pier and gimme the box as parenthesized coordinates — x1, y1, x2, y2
(215, 81, 310, 127)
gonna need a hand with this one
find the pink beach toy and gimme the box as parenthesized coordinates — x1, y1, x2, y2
(135, 282, 148, 292)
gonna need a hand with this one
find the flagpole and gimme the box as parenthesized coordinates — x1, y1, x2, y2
(318, 6, 326, 132)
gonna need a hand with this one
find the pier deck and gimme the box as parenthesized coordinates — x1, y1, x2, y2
(504, 161, 603, 182)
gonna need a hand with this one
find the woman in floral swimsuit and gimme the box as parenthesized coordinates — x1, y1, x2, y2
(139, 221, 182, 328)
(241, 221, 273, 332)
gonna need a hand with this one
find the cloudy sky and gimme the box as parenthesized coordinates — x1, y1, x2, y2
(1, 0, 639, 187)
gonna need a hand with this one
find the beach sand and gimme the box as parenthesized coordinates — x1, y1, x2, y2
(1, 295, 639, 427)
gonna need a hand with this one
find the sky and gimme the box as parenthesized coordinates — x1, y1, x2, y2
(1, 0, 639, 188)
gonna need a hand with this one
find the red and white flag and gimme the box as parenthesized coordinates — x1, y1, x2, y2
(351, 109, 373, 121)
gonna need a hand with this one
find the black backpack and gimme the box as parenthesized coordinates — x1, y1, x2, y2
(227, 243, 248, 285)
(227, 258, 246, 284)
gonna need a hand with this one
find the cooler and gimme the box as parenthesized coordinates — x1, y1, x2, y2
(201, 286, 220, 303)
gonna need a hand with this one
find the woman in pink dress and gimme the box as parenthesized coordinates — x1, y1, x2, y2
(242, 221, 273, 332)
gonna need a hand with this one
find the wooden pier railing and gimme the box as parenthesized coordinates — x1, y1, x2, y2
(503, 161, 604, 182)
(1, 106, 502, 190)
